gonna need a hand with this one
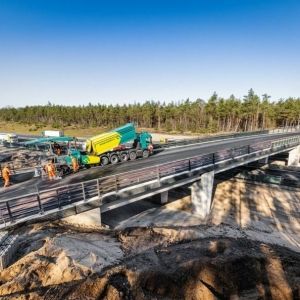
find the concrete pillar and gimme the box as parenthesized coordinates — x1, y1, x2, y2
(63, 207, 102, 227)
(191, 171, 214, 219)
(160, 191, 168, 204)
(287, 145, 300, 166)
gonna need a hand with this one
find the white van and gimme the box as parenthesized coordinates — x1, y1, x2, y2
(42, 130, 64, 137)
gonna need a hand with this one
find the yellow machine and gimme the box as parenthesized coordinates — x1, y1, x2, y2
(85, 123, 153, 166)
(86, 132, 121, 156)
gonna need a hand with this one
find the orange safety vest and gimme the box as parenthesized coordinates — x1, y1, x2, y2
(47, 163, 56, 175)
(72, 157, 79, 171)
(2, 167, 10, 179)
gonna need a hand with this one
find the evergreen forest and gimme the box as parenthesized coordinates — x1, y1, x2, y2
(0, 89, 299, 133)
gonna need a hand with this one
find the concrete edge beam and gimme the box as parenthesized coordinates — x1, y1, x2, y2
(0, 234, 18, 270)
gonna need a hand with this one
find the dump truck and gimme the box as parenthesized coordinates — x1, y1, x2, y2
(85, 123, 153, 165)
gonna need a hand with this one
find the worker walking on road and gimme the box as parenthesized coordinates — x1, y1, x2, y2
(71, 156, 79, 173)
(1, 164, 11, 188)
(46, 160, 56, 180)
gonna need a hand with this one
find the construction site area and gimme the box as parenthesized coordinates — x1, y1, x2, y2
(2, 0, 300, 298)
(0, 126, 299, 299)
(0, 178, 299, 299)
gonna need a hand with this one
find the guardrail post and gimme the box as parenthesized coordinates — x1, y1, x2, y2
(56, 189, 61, 209)
(82, 183, 86, 202)
(97, 179, 102, 201)
(188, 159, 191, 171)
(0, 209, 6, 227)
(67, 185, 71, 203)
(114, 176, 119, 200)
(6, 202, 13, 223)
(114, 176, 118, 192)
(36, 193, 44, 214)
(157, 166, 161, 187)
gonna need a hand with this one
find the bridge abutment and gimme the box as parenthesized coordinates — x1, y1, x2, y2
(191, 171, 215, 219)
(288, 145, 300, 166)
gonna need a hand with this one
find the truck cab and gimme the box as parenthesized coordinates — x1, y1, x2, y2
(137, 131, 152, 151)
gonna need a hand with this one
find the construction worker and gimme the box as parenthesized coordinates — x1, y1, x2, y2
(56, 146, 61, 156)
(53, 143, 61, 156)
(1, 164, 11, 188)
(148, 143, 154, 154)
(71, 156, 79, 173)
(46, 160, 56, 180)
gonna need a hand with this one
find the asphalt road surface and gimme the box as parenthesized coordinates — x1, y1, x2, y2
(0, 131, 299, 200)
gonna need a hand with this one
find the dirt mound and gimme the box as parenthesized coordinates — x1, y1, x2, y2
(0, 225, 299, 299)
(66, 234, 300, 300)
(0, 224, 123, 299)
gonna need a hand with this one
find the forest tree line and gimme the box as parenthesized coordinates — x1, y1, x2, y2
(0, 89, 299, 133)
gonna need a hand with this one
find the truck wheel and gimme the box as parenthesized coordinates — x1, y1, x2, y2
(120, 153, 129, 162)
(129, 151, 137, 160)
(58, 166, 69, 177)
(142, 150, 150, 158)
(65, 166, 71, 175)
(101, 156, 109, 166)
(110, 154, 119, 165)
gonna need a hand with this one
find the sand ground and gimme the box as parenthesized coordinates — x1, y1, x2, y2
(0, 179, 299, 299)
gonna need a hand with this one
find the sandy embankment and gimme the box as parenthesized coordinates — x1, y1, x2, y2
(150, 132, 198, 142)
(0, 180, 299, 299)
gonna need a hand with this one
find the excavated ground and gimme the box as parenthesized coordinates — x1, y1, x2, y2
(0, 179, 299, 299)
(0, 224, 299, 300)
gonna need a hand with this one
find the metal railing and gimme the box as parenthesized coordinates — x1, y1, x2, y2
(0, 135, 300, 228)
(156, 129, 270, 148)
(270, 125, 300, 133)
(156, 126, 300, 148)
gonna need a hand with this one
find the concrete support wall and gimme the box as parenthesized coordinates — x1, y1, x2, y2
(62, 207, 102, 227)
(287, 145, 300, 166)
(0, 232, 18, 270)
(160, 191, 168, 204)
(191, 171, 215, 219)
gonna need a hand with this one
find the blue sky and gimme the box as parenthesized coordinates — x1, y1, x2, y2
(0, 0, 299, 107)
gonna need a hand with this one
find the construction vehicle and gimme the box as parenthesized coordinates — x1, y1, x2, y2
(85, 123, 153, 165)
(0, 133, 18, 144)
(22, 124, 152, 177)
(24, 136, 100, 176)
